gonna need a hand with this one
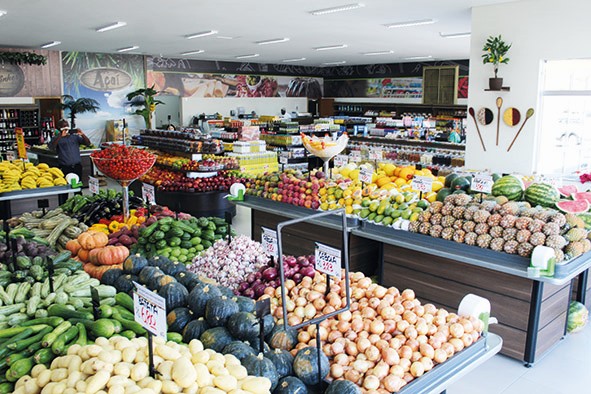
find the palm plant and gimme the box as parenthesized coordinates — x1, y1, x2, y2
(126, 85, 164, 129)
(60, 95, 100, 128)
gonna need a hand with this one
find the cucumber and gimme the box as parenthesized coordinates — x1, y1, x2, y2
(26, 296, 41, 316)
(113, 305, 134, 320)
(119, 330, 135, 340)
(47, 304, 93, 320)
(5, 356, 33, 382)
(99, 305, 113, 318)
(51, 251, 72, 265)
(111, 311, 146, 335)
(51, 325, 79, 355)
(75, 323, 87, 346)
(5, 352, 26, 367)
(0, 383, 13, 394)
(167, 332, 183, 343)
(42, 321, 72, 348)
(0, 326, 33, 339)
(100, 297, 116, 307)
(115, 292, 134, 312)
(21, 317, 64, 327)
(33, 348, 54, 365)
(7, 314, 28, 327)
(8, 326, 52, 351)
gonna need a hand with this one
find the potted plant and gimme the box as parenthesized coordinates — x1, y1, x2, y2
(126, 85, 164, 129)
(482, 35, 512, 90)
(60, 95, 100, 128)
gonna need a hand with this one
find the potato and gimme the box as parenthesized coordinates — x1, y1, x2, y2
(122, 347, 137, 364)
(63, 388, 76, 394)
(188, 340, 203, 355)
(214, 375, 238, 392)
(223, 355, 240, 367)
(157, 361, 173, 380)
(51, 382, 66, 393)
(124, 385, 141, 394)
(184, 383, 199, 394)
(171, 357, 196, 388)
(87, 345, 103, 357)
(66, 371, 82, 388)
(108, 386, 125, 394)
(31, 365, 46, 379)
(86, 370, 110, 393)
(75, 380, 87, 392)
(161, 380, 181, 394)
(67, 344, 81, 355)
(130, 362, 149, 382)
(227, 365, 247, 380)
(156, 344, 181, 361)
(108, 376, 132, 388)
(37, 370, 51, 388)
(242, 377, 272, 394)
(194, 363, 212, 387)
(67, 356, 82, 375)
(114, 362, 132, 378)
(147, 380, 162, 393)
(191, 350, 210, 364)
(23, 378, 40, 394)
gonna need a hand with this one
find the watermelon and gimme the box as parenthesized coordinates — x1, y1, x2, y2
(450, 176, 471, 192)
(524, 183, 560, 208)
(572, 192, 591, 204)
(436, 188, 453, 202)
(491, 175, 524, 201)
(444, 173, 458, 188)
(567, 301, 588, 333)
(556, 199, 590, 214)
(558, 185, 578, 197)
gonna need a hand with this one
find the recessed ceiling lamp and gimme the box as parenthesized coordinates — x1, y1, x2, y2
(96, 21, 127, 32)
(282, 57, 306, 63)
(385, 19, 436, 28)
(181, 50, 205, 55)
(0, 10, 7, 18)
(405, 55, 433, 60)
(256, 38, 290, 45)
(310, 3, 365, 15)
(315, 44, 348, 51)
(117, 45, 139, 53)
(439, 32, 471, 39)
(322, 61, 346, 65)
(40, 41, 61, 48)
(186, 30, 218, 39)
(235, 54, 259, 59)
(216, 36, 234, 40)
(362, 50, 394, 56)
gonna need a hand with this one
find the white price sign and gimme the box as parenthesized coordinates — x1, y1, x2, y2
(368, 149, 383, 161)
(471, 174, 494, 194)
(359, 168, 373, 184)
(142, 183, 156, 205)
(88, 176, 100, 194)
(279, 153, 289, 165)
(133, 282, 167, 339)
(350, 152, 361, 163)
(411, 176, 433, 193)
(334, 155, 348, 167)
(5, 151, 16, 161)
(261, 227, 278, 258)
(315, 242, 342, 279)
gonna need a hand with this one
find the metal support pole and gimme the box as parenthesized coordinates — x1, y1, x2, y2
(524, 280, 544, 367)
(575, 269, 588, 304)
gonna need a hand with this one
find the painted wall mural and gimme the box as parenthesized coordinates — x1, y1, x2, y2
(0, 49, 61, 97)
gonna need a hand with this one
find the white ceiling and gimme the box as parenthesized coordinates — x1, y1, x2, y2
(0, 0, 513, 66)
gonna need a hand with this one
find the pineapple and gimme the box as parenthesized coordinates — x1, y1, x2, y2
(476, 234, 492, 248)
(503, 228, 518, 241)
(474, 223, 490, 235)
(533, 210, 552, 222)
(464, 206, 480, 220)
(462, 221, 477, 233)
(517, 242, 534, 257)
(430, 213, 443, 226)
(565, 242, 584, 259)
(420, 211, 432, 223)
(409, 221, 420, 233)
(453, 219, 465, 231)
(480, 200, 498, 213)
(515, 229, 532, 244)
(545, 235, 567, 249)
(441, 227, 455, 240)
(554, 248, 565, 262)
(550, 213, 567, 227)
(418, 222, 431, 235)
(441, 203, 455, 216)
(465, 232, 478, 246)
(430, 224, 444, 238)
(500, 201, 520, 216)
(452, 206, 466, 219)
(490, 238, 505, 252)
(503, 240, 519, 254)
(565, 213, 586, 229)
(500, 214, 517, 229)
(441, 215, 456, 228)
(582, 239, 591, 253)
(453, 229, 467, 243)
(473, 210, 491, 224)
(487, 213, 502, 227)
(443, 195, 457, 205)
(428, 201, 444, 214)
(529, 232, 547, 246)
(520, 207, 538, 218)
(454, 194, 472, 206)
(564, 228, 587, 242)
(543, 222, 560, 236)
(527, 219, 545, 233)
(514, 217, 533, 230)
(489, 225, 504, 238)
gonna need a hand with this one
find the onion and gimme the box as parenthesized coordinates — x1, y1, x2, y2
(243, 288, 255, 298)
(401, 289, 415, 301)
(334, 352, 349, 366)
(450, 323, 465, 339)
(246, 273, 256, 284)
(449, 338, 464, 352)
(330, 364, 344, 379)
(295, 297, 307, 307)
(434, 348, 448, 364)
(313, 298, 326, 310)
(345, 341, 358, 356)
(398, 345, 412, 360)
(352, 360, 372, 374)
(292, 273, 303, 283)
(419, 343, 435, 359)
(382, 347, 400, 366)
(390, 364, 405, 378)
(253, 283, 267, 298)
(398, 358, 411, 373)
(410, 361, 425, 377)
(254, 272, 262, 280)
(461, 333, 474, 347)
(238, 282, 250, 292)
(365, 345, 380, 362)
(344, 369, 361, 385)
(288, 315, 302, 326)
(262, 267, 278, 281)
(285, 256, 298, 267)
(384, 375, 406, 392)
(297, 256, 310, 266)
(362, 375, 380, 391)
(441, 342, 455, 358)
(294, 306, 305, 318)
(304, 304, 317, 319)
(356, 337, 371, 353)
(299, 266, 316, 278)
(405, 339, 419, 352)
(420, 357, 434, 372)
(372, 361, 390, 379)
(264, 287, 275, 297)
(370, 320, 385, 335)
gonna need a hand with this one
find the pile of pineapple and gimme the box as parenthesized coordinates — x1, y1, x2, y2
(0, 160, 67, 192)
(410, 193, 590, 261)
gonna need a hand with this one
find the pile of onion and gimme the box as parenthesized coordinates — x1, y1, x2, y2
(258, 271, 484, 393)
(237, 255, 316, 299)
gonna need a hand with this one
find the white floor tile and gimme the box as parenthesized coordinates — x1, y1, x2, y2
(502, 378, 565, 394)
(446, 355, 526, 394)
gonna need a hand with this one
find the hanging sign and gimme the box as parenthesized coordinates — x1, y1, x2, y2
(142, 183, 156, 205)
(315, 242, 342, 279)
(15, 128, 27, 159)
(261, 227, 278, 258)
(88, 177, 100, 194)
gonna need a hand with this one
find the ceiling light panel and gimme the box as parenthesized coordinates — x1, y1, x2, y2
(0, 10, 7, 17)
(362, 50, 394, 56)
(186, 30, 218, 39)
(314, 44, 348, 51)
(235, 54, 259, 59)
(322, 61, 346, 65)
(181, 50, 204, 55)
(96, 21, 126, 32)
(40, 41, 61, 48)
(405, 55, 433, 60)
(385, 19, 436, 28)
(282, 58, 306, 63)
(310, 3, 364, 15)
(117, 45, 139, 52)
(256, 38, 290, 45)
(439, 32, 471, 39)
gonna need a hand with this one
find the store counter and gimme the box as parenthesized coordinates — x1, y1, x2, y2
(0, 186, 81, 219)
(28, 148, 99, 186)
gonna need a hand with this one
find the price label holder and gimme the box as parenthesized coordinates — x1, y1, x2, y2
(255, 298, 271, 354)
(225, 211, 233, 243)
(359, 168, 373, 185)
(261, 227, 279, 259)
(350, 152, 361, 163)
(6, 151, 16, 161)
(368, 148, 383, 161)
(315, 242, 342, 279)
(411, 176, 433, 199)
(471, 174, 494, 196)
(334, 155, 348, 167)
(88, 176, 100, 195)
(37, 199, 49, 216)
(134, 282, 167, 377)
(90, 286, 101, 320)
(279, 153, 289, 165)
(142, 183, 156, 205)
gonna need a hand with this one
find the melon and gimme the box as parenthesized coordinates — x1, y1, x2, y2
(524, 183, 560, 208)
(556, 199, 590, 214)
(492, 175, 524, 201)
(558, 185, 578, 197)
(572, 192, 591, 204)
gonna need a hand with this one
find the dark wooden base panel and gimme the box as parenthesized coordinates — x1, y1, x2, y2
(382, 243, 570, 362)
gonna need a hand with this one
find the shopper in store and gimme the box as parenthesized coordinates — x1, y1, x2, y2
(49, 119, 90, 179)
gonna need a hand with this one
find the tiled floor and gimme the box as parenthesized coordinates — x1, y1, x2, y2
(232, 205, 591, 393)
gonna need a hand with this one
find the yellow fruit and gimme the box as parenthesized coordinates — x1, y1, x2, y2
(349, 169, 360, 181)
(425, 192, 437, 203)
(345, 206, 354, 215)
(431, 181, 444, 192)
(320, 203, 329, 211)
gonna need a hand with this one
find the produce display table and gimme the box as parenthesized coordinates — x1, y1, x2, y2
(0, 186, 81, 219)
(28, 148, 98, 186)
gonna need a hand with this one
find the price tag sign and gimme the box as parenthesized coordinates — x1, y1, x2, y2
(133, 282, 167, 339)
(315, 242, 342, 279)
(279, 153, 289, 165)
(359, 168, 373, 184)
(142, 183, 156, 205)
(334, 155, 348, 167)
(350, 152, 361, 163)
(89, 177, 100, 194)
(5, 151, 16, 161)
(471, 174, 494, 194)
(368, 148, 383, 161)
(411, 176, 433, 193)
(261, 227, 278, 258)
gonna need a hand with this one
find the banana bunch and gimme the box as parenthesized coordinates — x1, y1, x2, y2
(0, 160, 68, 192)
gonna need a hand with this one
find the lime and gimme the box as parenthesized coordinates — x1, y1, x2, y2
(401, 209, 412, 220)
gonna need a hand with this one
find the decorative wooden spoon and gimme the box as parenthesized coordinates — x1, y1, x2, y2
(469, 107, 487, 152)
(507, 108, 535, 152)
(495, 97, 503, 146)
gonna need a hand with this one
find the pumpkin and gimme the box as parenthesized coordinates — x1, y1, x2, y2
(97, 246, 129, 266)
(161, 261, 187, 276)
(83, 263, 122, 280)
(77, 248, 91, 263)
(248, 339, 270, 354)
(175, 271, 202, 290)
(234, 296, 255, 313)
(242, 353, 279, 390)
(139, 266, 163, 284)
(293, 347, 329, 385)
(123, 254, 148, 274)
(100, 268, 124, 286)
(188, 283, 221, 317)
(205, 296, 239, 327)
(65, 239, 82, 256)
(324, 380, 361, 394)
(227, 312, 260, 341)
(149, 275, 176, 291)
(88, 248, 102, 265)
(265, 349, 294, 378)
(166, 307, 193, 333)
(267, 325, 298, 351)
(223, 341, 256, 361)
(114, 274, 138, 295)
(78, 230, 109, 250)
(159, 282, 189, 312)
(182, 318, 209, 343)
(274, 377, 308, 394)
(218, 286, 235, 298)
(262, 314, 275, 337)
(200, 327, 234, 353)
(148, 256, 170, 269)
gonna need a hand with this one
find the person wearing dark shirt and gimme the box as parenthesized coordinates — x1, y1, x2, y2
(49, 119, 91, 179)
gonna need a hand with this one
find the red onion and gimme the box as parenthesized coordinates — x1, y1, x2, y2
(255, 272, 262, 280)
(243, 288, 255, 298)
(300, 266, 316, 278)
(308, 255, 315, 265)
(246, 273, 257, 284)
(252, 279, 262, 287)
(268, 280, 278, 288)
(238, 282, 250, 292)
(253, 283, 267, 298)
(297, 256, 309, 267)
(262, 267, 278, 281)
(285, 256, 298, 267)
(292, 273, 303, 283)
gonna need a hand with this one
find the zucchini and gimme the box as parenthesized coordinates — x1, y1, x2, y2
(25, 342, 43, 356)
(0, 328, 34, 359)
(99, 305, 113, 318)
(113, 305, 134, 320)
(100, 297, 116, 307)
(5, 352, 26, 367)
(111, 311, 146, 335)
(21, 317, 64, 327)
(67, 297, 84, 309)
(54, 292, 68, 305)
(0, 303, 25, 317)
(33, 348, 54, 365)
(51, 251, 72, 265)
(119, 330, 135, 340)
(26, 296, 41, 316)
(68, 284, 116, 298)
(6, 356, 34, 382)
(115, 292, 134, 312)
(51, 325, 79, 355)
(7, 326, 52, 351)
(0, 383, 13, 394)
(167, 332, 183, 343)
(75, 323, 87, 346)
(6, 314, 28, 327)
(34, 309, 48, 319)
(43, 292, 57, 305)
(69, 318, 121, 338)
(47, 304, 93, 320)
(41, 321, 72, 348)
(5, 283, 17, 305)
(13, 283, 31, 304)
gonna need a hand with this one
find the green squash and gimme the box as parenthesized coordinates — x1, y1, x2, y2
(233, 296, 255, 313)
(265, 348, 294, 378)
(200, 327, 234, 353)
(148, 255, 170, 269)
(274, 376, 308, 394)
(227, 312, 260, 341)
(166, 307, 193, 333)
(159, 282, 189, 312)
(122, 254, 148, 275)
(242, 353, 279, 390)
(139, 266, 163, 285)
(262, 314, 275, 337)
(114, 274, 138, 295)
(149, 275, 176, 291)
(100, 268, 123, 286)
(223, 341, 256, 361)
(188, 283, 222, 317)
(161, 261, 187, 276)
(205, 296, 239, 327)
(248, 338, 270, 354)
(175, 271, 201, 290)
(267, 325, 298, 351)
(218, 286, 235, 298)
(293, 347, 329, 386)
(324, 379, 361, 394)
(182, 318, 209, 343)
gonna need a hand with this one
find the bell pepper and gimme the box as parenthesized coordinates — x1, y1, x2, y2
(137, 216, 146, 224)
(110, 215, 124, 223)
(108, 221, 121, 232)
(98, 218, 111, 225)
(127, 216, 138, 226)
(91, 223, 109, 230)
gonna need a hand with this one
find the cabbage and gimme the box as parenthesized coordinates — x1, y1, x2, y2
(567, 301, 589, 333)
